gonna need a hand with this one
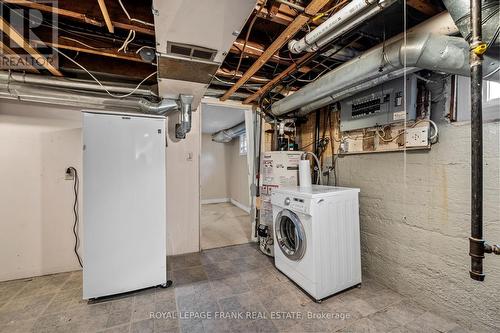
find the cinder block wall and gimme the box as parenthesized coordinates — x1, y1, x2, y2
(335, 120, 500, 331)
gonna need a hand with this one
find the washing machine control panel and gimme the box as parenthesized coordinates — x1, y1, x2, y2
(289, 197, 307, 213)
(271, 192, 311, 215)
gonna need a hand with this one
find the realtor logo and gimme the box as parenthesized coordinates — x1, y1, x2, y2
(0, 0, 59, 74)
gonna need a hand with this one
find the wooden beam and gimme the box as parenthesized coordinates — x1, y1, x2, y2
(0, 16, 62, 76)
(243, 52, 314, 104)
(0, 40, 40, 73)
(407, 0, 441, 16)
(97, 0, 114, 33)
(3, 0, 102, 26)
(220, 0, 331, 101)
(32, 39, 146, 64)
(3, 0, 155, 35)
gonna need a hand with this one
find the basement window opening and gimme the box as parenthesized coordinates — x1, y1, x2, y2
(239, 133, 248, 155)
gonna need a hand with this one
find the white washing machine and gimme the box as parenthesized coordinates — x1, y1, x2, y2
(271, 185, 362, 301)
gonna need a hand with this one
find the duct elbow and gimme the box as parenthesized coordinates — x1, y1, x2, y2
(138, 98, 179, 115)
(175, 94, 194, 139)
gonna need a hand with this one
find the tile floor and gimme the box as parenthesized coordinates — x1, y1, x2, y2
(0, 243, 470, 333)
(200, 203, 252, 250)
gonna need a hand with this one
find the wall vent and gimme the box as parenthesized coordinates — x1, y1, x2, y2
(167, 42, 217, 61)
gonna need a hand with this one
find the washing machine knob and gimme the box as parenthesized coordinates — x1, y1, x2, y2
(284, 197, 291, 206)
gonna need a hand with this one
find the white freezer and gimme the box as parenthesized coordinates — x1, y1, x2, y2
(83, 112, 167, 299)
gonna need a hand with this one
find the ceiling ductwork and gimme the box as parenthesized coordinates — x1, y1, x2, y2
(288, 0, 397, 54)
(272, 11, 500, 117)
(212, 122, 246, 143)
(442, 0, 500, 50)
(152, 0, 257, 108)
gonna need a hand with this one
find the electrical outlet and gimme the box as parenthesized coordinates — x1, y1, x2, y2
(406, 127, 429, 147)
(65, 168, 74, 180)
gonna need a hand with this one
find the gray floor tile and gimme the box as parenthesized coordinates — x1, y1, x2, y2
(132, 318, 154, 333)
(171, 267, 208, 286)
(0, 243, 469, 333)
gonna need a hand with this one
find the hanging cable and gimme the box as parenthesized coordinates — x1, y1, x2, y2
(67, 167, 82, 268)
(232, 1, 267, 79)
(51, 47, 157, 98)
(118, 0, 155, 27)
(118, 30, 136, 53)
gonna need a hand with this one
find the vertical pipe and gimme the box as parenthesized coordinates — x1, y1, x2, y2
(469, 0, 486, 281)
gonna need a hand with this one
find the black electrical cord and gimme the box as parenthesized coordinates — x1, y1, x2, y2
(67, 167, 83, 268)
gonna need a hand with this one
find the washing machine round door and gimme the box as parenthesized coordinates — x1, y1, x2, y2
(275, 209, 306, 261)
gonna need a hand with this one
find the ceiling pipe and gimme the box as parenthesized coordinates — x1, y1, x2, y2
(305, 0, 398, 53)
(0, 82, 141, 110)
(470, 0, 500, 274)
(0, 71, 153, 96)
(288, 0, 396, 54)
(212, 122, 246, 143)
(275, 0, 305, 12)
(272, 11, 500, 117)
(295, 67, 419, 116)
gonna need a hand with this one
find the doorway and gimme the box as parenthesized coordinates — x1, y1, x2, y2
(199, 100, 255, 250)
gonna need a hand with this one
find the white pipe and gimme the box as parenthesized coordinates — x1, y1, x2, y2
(288, 0, 395, 54)
(305, 2, 395, 52)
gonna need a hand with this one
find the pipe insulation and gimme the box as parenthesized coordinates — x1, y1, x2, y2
(288, 0, 397, 54)
(211, 122, 246, 143)
(304, 0, 397, 53)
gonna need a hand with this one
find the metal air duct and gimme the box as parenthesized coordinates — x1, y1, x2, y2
(211, 122, 246, 143)
(272, 13, 499, 117)
(0, 71, 152, 96)
(138, 98, 179, 115)
(175, 95, 194, 139)
(442, 0, 500, 50)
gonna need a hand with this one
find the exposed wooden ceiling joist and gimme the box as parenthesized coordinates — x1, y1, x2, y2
(220, 0, 331, 101)
(2, 0, 102, 26)
(0, 40, 40, 73)
(2, 0, 155, 35)
(230, 39, 292, 66)
(97, 0, 114, 33)
(32, 39, 146, 64)
(243, 52, 315, 104)
(0, 16, 62, 76)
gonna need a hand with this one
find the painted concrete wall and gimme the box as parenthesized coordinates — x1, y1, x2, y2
(0, 101, 82, 281)
(227, 138, 250, 208)
(335, 117, 500, 329)
(200, 134, 229, 201)
(165, 109, 201, 255)
(0, 100, 202, 280)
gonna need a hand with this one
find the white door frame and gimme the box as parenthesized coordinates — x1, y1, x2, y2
(198, 98, 257, 250)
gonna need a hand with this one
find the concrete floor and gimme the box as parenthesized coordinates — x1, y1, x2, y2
(0, 243, 470, 333)
(200, 203, 252, 250)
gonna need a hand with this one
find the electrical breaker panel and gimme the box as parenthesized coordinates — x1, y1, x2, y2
(340, 75, 418, 131)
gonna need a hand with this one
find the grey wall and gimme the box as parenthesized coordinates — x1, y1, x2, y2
(201, 133, 229, 201)
(226, 138, 250, 208)
(334, 82, 500, 331)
